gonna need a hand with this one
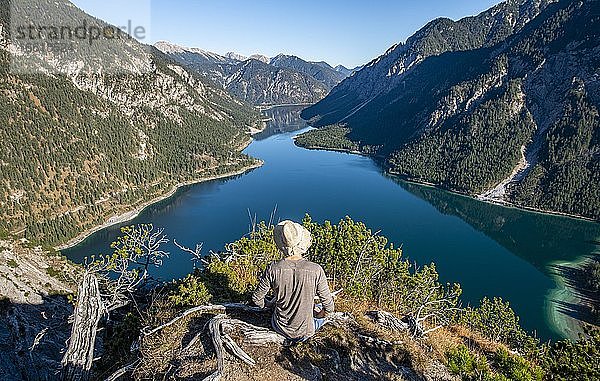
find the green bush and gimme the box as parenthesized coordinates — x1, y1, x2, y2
(168, 274, 212, 307)
(492, 348, 543, 381)
(540, 327, 600, 381)
(203, 221, 282, 300)
(46, 266, 61, 278)
(447, 345, 543, 381)
(460, 297, 537, 353)
(304, 215, 461, 318)
(201, 215, 461, 328)
(7, 259, 18, 268)
(447, 345, 489, 379)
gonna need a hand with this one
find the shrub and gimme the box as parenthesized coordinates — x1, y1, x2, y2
(304, 215, 461, 320)
(446, 345, 543, 381)
(540, 327, 600, 381)
(447, 345, 489, 379)
(202, 215, 461, 331)
(46, 266, 61, 278)
(203, 221, 281, 300)
(168, 274, 212, 307)
(492, 348, 543, 381)
(460, 297, 537, 353)
(7, 259, 18, 268)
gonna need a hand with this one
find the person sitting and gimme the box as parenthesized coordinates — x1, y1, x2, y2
(252, 220, 335, 341)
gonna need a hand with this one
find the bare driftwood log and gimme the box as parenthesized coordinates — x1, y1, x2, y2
(61, 272, 105, 381)
(222, 318, 286, 346)
(141, 303, 266, 336)
(366, 310, 409, 332)
(222, 333, 256, 366)
(357, 333, 403, 347)
(200, 315, 288, 381)
(204, 314, 227, 381)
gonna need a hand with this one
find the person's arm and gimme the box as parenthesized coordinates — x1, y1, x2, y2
(315, 266, 335, 315)
(251, 264, 273, 308)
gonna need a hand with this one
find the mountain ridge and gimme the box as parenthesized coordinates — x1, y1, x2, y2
(302, 0, 558, 126)
(154, 40, 354, 105)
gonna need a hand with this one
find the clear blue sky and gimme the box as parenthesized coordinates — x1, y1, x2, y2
(72, 0, 502, 68)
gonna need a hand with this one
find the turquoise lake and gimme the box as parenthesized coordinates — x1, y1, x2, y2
(64, 106, 600, 341)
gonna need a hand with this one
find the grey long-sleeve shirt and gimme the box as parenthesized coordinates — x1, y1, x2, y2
(252, 258, 335, 339)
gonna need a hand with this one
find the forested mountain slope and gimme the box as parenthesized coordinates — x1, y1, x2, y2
(300, 0, 600, 220)
(0, 0, 260, 245)
(224, 58, 330, 106)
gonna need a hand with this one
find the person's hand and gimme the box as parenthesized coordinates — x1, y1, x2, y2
(314, 308, 326, 319)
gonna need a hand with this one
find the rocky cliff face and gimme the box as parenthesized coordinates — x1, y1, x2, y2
(0, 239, 78, 380)
(300, 0, 600, 220)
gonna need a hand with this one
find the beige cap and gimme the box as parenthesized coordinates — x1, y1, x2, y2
(273, 220, 312, 257)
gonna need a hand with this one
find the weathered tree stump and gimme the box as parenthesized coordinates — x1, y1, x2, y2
(61, 272, 105, 381)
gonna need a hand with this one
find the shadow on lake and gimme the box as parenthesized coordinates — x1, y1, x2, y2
(395, 179, 600, 273)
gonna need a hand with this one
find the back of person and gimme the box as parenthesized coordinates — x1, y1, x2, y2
(251, 220, 334, 340)
(263, 258, 332, 339)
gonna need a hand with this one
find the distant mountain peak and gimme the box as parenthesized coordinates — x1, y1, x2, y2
(248, 54, 270, 64)
(154, 40, 186, 54)
(226, 52, 247, 62)
(155, 44, 351, 105)
(154, 41, 230, 63)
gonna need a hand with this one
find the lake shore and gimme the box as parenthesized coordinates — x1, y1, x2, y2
(295, 142, 598, 224)
(546, 256, 599, 341)
(56, 160, 264, 251)
(296, 140, 599, 340)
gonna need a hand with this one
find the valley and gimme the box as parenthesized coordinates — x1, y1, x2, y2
(1, 0, 599, 379)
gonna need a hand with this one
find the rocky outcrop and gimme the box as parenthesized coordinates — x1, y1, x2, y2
(0, 239, 78, 380)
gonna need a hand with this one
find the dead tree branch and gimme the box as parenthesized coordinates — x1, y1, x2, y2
(366, 310, 409, 332)
(103, 359, 140, 381)
(141, 303, 266, 337)
(174, 239, 206, 267)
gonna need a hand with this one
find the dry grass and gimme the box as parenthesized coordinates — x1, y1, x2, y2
(124, 294, 488, 380)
